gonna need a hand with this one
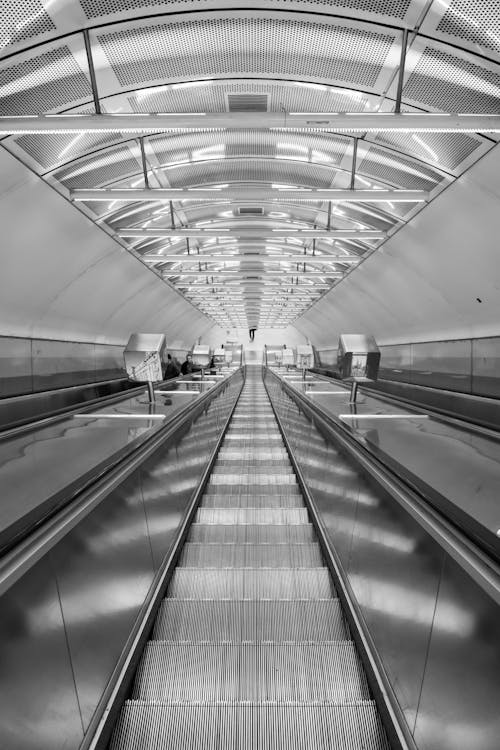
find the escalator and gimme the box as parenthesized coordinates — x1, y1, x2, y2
(110, 366, 389, 749)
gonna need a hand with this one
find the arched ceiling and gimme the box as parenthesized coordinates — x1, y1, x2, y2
(1, 1, 499, 330)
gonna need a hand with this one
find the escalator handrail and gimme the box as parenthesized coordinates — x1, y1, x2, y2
(0, 367, 244, 598)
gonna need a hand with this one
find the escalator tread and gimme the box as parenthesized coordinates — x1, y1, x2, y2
(110, 369, 390, 749)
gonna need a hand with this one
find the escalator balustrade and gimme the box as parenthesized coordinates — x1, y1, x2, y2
(111, 367, 389, 749)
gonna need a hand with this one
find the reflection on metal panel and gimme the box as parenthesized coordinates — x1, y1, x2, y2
(0, 556, 84, 750)
(50, 473, 154, 730)
(265, 372, 500, 750)
(414, 555, 500, 750)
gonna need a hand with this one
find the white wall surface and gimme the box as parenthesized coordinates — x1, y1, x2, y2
(203, 325, 307, 350)
(0, 147, 214, 345)
(295, 143, 500, 347)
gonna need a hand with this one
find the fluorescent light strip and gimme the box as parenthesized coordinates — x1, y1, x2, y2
(1, 113, 498, 133)
(339, 414, 429, 420)
(73, 413, 166, 419)
(72, 188, 427, 203)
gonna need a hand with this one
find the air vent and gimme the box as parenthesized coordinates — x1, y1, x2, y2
(228, 94, 268, 112)
(239, 207, 264, 216)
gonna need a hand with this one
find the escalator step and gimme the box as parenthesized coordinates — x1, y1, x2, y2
(179, 543, 323, 568)
(208, 473, 297, 485)
(224, 434, 283, 440)
(133, 642, 369, 702)
(189, 523, 315, 543)
(153, 599, 349, 642)
(168, 568, 335, 600)
(203, 484, 302, 496)
(218, 449, 288, 459)
(201, 494, 304, 508)
(111, 701, 389, 750)
(195, 508, 309, 525)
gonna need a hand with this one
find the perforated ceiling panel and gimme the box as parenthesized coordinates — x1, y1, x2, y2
(165, 158, 336, 189)
(81, 0, 413, 21)
(0, 46, 92, 115)
(403, 47, 500, 113)
(54, 143, 141, 189)
(0, 0, 55, 49)
(436, 0, 500, 57)
(14, 131, 123, 171)
(373, 130, 481, 172)
(148, 130, 350, 169)
(97, 17, 396, 89)
(128, 79, 373, 115)
(359, 145, 442, 191)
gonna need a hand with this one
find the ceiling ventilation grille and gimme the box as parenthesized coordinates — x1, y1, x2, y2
(239, 207, 264, 215)
(228, 94, 269, 112)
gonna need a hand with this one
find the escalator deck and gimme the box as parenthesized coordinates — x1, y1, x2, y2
(111, 367, 390, 749)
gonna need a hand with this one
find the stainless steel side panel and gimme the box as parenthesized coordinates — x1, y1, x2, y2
(414, 555, 500, 750)
(266, 372, 500, 750)
(50, 473, 155, 730)
(0, 555, 83, 750)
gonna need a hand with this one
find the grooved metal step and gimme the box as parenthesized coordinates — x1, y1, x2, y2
(201, 494, 304, 508)
(218, 449, 288, 459)
(195, 508, 309, 525)
(179, 542, 323, 568)
(188, 524, 315, 543)
(204, 484, 303, 496)
(168, 568, 335, 599)
(111, 701, 390, 750)
(224, 434, 283, 441)
(133, 642, 369, 702)
(208, 473, 297, 485)
(153, 600, 349, 642)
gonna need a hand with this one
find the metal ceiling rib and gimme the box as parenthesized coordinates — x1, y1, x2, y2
(0, 2, 499, 329)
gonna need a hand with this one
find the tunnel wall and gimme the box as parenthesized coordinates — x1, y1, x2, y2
(0, 147, 213, 346)
(295, 143, 500, 347)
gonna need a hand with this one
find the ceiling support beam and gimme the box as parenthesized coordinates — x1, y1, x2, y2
(2, 113, 499, 133)
(141, 253, 361, 263)
(165, 271, 342, 278)
(82, 30, 101, 116)
(119, 228, 385, 239)
(395, 28, 409, 115)
(178, 281, 332, 288)
(73, 188, 426, 202)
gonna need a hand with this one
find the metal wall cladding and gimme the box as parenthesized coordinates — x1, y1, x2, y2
(472, 337, 500, 399)
(0, 336, 126, 398)
(0, 336, 33, 397)
(0, 371, 243, 750)
(265, 373, 500, 750)
(374, 336, 500, 399)
(32, 339, 95, 391)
